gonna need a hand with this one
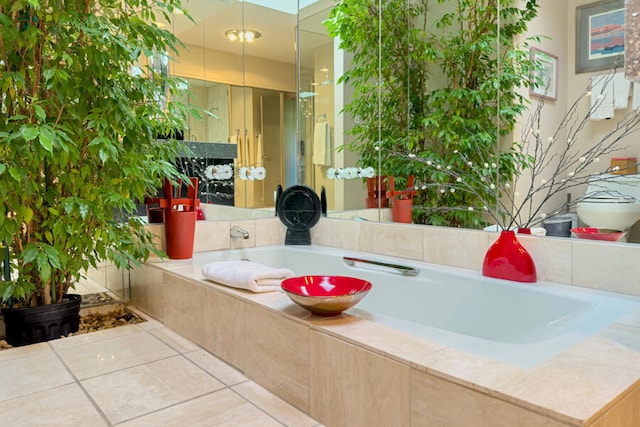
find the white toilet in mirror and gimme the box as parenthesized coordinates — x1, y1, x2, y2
(576, 173, 640, 236)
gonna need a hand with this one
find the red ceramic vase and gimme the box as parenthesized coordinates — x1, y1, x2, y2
(482, 230, 537, 283)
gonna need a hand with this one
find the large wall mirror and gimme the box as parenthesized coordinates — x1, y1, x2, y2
(169, 0, 338, 220)
(166, 1, 640, 243)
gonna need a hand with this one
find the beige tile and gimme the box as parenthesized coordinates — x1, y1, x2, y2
(201, 287, 246, 371)
(82, 355, 225, 425)
(588, 382, 640, 427)
(328, 218, 361, 250)
(572, 239, 640, 296)
(256, 217, 286, 246)
(327, 218, 376, 252)
(233, 381, 320, 427)
(309, 331, 411, 426)
(310, 315, 446, 365)
(55, 330, 177, 379)
(412, 347, 526, 392)
(147, 325, 200, 353)
(597, 323, 640, 352)
(50, 323, 143, 350)
(145, 223, 165, 259)
(77, 273, 107, 293)
(0, 383, 107, 426)
(229, 220, 256, 249)
(104, 264, 126, 296)
(411, 369, 566, 427)
(501, 334, 640, 423)
(194, 220, 231, 252)
(371, 222, 424, 260)
(516, 234, 572, 284)
(423, 226, 490, 270)
(244, 304, 310, 412)
(310, 217, 332, 246)
(355, 220, 376, 252)
(161, 273, 205, 344)
(184, 349, 248, 386)
(0, 344, 74, 401)
(117, 388, 282, 427)
(129, 264, 164, 319)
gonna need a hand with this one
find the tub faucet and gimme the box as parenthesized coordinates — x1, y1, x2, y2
(230, 225, 250, 239)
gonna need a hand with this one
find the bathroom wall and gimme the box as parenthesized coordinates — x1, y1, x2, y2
(145, 216, 640, 296)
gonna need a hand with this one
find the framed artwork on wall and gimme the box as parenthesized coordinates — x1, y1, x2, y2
(576, 0, 625, 73)
(530, 48, 558, 100)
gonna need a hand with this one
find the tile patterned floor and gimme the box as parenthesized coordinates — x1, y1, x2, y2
(0, 279, 323, 426)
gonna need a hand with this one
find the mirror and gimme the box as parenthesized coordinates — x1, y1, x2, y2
(167, 1, 639, 243)
(168, 0, 370, 220)
(504, 1, 639, 243)
(168, 0, 321, 219)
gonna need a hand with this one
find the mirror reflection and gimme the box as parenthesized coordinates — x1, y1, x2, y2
(166, 1, 639, 244)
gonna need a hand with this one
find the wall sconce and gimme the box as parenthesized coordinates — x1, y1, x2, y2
(225, 29, 262, 43)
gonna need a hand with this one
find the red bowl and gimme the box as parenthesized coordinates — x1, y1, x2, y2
(281, 275, 372, 316)
(571, 227, 626, 242)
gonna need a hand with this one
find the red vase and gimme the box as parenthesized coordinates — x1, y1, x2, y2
(482, 230, 536, 283)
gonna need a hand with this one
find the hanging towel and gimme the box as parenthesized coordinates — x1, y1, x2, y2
(312, 122, 331, 166)
(632, 83, 640, 110)
(613, 72, 631, 109)
(201, 261, 295, 293)
(231, 134, 244, 166)
(256, 134, 263, 166)
(590, 74, 614, 120)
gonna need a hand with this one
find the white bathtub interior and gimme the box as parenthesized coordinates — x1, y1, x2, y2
(191, 245, 640, 368)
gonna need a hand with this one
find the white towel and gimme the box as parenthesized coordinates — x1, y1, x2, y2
(632, 83, 640, 110)
(201, 261, 295, 293)
(613, 72, 631, 109)
(256, 134, 263, 166)
(590, 74, 614, 120)
(312, 122, 331, 166)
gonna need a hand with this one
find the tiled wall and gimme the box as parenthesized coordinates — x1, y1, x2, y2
(162, 216, 640, 297)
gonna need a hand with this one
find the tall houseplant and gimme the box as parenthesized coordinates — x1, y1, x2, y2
(326, 0, 540, 228)
(0, 0, 190, 311)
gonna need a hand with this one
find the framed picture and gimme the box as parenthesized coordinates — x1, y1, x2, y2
(530, 48, 558, 101)
(576, 0, 625, 73)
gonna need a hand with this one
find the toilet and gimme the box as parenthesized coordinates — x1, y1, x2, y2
(576, 173, 640, 232)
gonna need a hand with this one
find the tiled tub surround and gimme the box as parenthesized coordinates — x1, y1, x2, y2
(161, 246, 640, 369)
(133, 217, 640, 426)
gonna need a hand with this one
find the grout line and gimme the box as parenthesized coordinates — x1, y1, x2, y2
(228, 386, 288, 427)
(48, 341, 114, 427)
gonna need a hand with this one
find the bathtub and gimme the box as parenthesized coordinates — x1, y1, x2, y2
(191, 245, 640, 368)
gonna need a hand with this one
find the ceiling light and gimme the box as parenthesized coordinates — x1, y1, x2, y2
(225, 29, 262, 43)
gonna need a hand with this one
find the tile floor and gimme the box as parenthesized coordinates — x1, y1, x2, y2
(0, 278, 323, 426)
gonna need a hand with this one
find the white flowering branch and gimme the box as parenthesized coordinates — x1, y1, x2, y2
(391, 69, 640, 230)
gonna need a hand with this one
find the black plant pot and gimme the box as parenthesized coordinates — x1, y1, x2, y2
(1, 294, 81, 346)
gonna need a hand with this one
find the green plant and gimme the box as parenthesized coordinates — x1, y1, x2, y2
(0, 0, 191, 307)
(325, 0, 541, 228)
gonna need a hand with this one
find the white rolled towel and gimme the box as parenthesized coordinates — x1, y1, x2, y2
(201, 260, 295, 293)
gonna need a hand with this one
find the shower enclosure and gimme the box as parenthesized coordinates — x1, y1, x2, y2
(174, 78, 297, 209)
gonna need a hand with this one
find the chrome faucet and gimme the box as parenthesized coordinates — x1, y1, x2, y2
(230, 225, 250, 239)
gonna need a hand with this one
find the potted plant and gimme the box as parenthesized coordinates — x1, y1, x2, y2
(0, 0, 191, 345)
(386, 176, 416, 223)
